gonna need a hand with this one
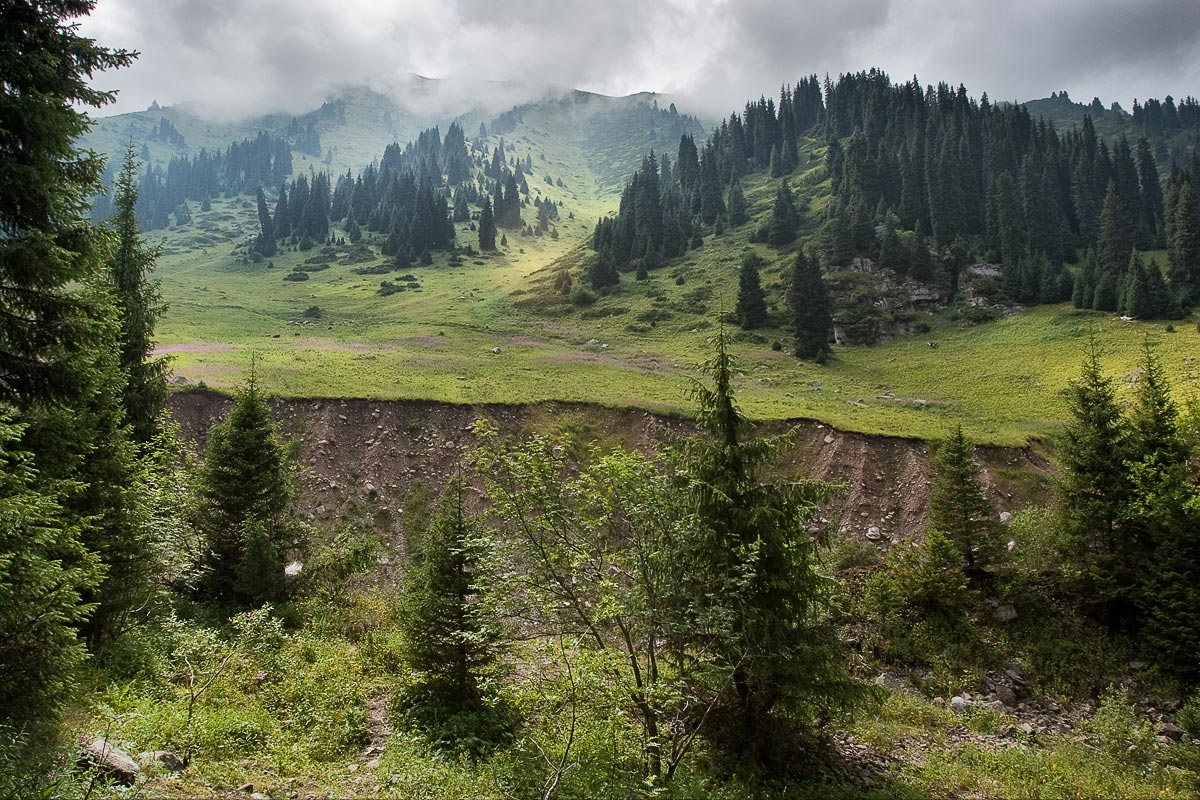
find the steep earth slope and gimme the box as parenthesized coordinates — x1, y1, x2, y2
(169, 392, 1055, 545)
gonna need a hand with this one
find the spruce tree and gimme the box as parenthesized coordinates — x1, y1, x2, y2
(0, 0, 133, 725)
(787, 249, 832, 361)
(1167, 180, 1200, 303)
(1121, 344, 1200, 675)
(766, 181, 800, 246)
(1059, 342, 1133, 613)
(194, 368, 297, 603)
(927, 426, 1000, 574)
(909, 228, 933, 283)
(1098, 181, 1134, 290)
(478, 196, 497, 251)
(109, 145, 168, 444)
(727, 179, 749, 226)
(0, 415, 99, 725)
(681, 331, 859, 765)
(735, 252, 768, 328)
(0, 0, 134, 408)
(399, 478, 498, 719)
(255, 187, 276, 257)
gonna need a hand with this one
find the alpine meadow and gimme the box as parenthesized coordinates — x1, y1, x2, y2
(4, 1, 1200, 798)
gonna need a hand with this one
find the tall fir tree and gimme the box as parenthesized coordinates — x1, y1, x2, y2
(0, 0, 134, 725)
(1167, 180, 1200, 303)
(1059, 342, 1134, 617)
(194, 368, 298, 604)
(399, 477, 499, 719)
(478, 196, 497, 251)
(787, 249, 832, 361)
(766, 181, 800, 246)
(255, 186, 275, 256)
(735, 251, 769, 328)
(680, 331, 859, 765)
(727, 178, 749, 226)
(109, 145, 168, 444)
(927, 426, 1000, 574)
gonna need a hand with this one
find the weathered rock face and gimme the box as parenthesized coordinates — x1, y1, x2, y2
(168, 393, 1055, 547)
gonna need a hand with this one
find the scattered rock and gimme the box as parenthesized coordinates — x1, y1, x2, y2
(824, 435, 835, 444)
(238, 782, 255, 793)
(866, 526, 882, 541)
(284, 561, 303, 576)
(994, 604, 1018, 623)
(137, 750, 185, 772)
(491, 347, 502, 354)
(999, 511, 1013, 523)
(1159, 722, 1185, 741)
(994, 685, 1018, 708)
(950, 696, 969, 713)
(874, 673, 904, 691)
(80, 737, 141, 785)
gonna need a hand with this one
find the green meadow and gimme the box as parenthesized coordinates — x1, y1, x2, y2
(154, 199, 1198, 447)
(141, 111, 1199, 448)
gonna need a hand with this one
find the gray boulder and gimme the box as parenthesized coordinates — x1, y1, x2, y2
(80, 736, 141, 784)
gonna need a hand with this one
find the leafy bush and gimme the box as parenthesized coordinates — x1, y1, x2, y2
(1087, 685, 1156, 766)
(569, 286, 596, 306)
(862, 531, 985, 692)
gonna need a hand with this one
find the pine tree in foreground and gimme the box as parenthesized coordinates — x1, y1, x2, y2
(927, 425, 1000, 574)
(681, 329, 861, 767)
(194, 368, 297, 603)
(400, 478, 497, 714)
(110, 145, 168, 444)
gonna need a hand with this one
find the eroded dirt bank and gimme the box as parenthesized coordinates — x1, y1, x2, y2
(168, 392, 1055, 544)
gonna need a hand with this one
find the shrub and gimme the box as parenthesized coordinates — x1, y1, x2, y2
(1087, 685, 1156, 766)
(569, 286, 597, 306)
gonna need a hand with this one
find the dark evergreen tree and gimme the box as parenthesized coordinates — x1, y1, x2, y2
(766, 181, 800, 246)
(1097, 181, 1134, 290)
(680, 331, 859, 765)
(1059, 342, 1134, 616)
(478, 196, 497, 251)
(927, 426, 1000, 574)
(109, 146, 168, 444)
(727, 178, 749, 226)
(255, 187, 275, 256)
(1167, 180, 1200, 303)
(0, 0, 134, 725)
(0, 416, 99, 726)
(787, 249, 831, 361)
(194, 369, 297, 604)
(735, 252, 769, 328)
(399, 478, 499, 720)
(1126, 347, 1200, 679)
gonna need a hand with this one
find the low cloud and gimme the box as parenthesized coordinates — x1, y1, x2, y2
(81, 0, 1200, 121)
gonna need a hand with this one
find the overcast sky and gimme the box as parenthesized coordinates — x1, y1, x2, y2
(81, 0, 1200, 121)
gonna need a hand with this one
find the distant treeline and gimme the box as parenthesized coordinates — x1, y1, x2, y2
(596, 69, 1200, 319)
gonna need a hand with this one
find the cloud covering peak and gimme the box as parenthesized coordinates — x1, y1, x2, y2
(82, 0, 1200, 120)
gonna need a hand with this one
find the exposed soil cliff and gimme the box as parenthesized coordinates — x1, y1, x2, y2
(168, 392, 1056, 545)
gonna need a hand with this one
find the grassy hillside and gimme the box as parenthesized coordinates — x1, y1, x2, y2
(151, 182, 1199, 447)
(89, 84, 1197, 448)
